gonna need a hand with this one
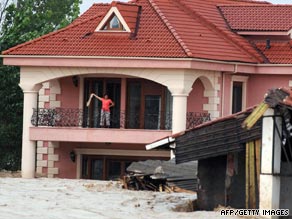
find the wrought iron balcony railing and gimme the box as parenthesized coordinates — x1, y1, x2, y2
(186, 112, 211, 130)
(31, 108, 210, 130)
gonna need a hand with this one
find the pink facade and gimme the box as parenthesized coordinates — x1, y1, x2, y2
(59, 77, 80, 108)
(187, 79, 208, 113)
(247, 75, 292, 107)
(3, 0, 292, 180)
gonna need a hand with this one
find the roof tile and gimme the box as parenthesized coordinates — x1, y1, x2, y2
(255, 40, 292, 64)
(219, 5, 292, 31)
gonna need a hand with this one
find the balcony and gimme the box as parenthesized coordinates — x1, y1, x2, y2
(31, 108, 211, 130)
(29, 108, 210, 144)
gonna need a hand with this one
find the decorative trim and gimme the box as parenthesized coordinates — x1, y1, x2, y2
(203, 73, 220, 119)
(36, 141, 59, 178)
(95, 7, 131, 32)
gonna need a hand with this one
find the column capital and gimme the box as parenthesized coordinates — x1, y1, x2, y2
(168, 87, 192, 96)
(19, 83, 42, 93)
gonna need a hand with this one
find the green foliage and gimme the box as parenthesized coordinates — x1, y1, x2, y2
(0, 0, 81, 170)
(1, 0, 81, 50)
(0, 64, 22, 171)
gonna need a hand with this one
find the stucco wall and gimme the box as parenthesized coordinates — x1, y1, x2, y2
(55, 142, 148, 178)
(221, 74, 231, 117)
(187, 79, 208, 113)
(59, 77, 80, 108)
(247, 75, 291, 107)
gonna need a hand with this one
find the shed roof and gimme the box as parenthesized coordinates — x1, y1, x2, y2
(175, 108, 262, 164)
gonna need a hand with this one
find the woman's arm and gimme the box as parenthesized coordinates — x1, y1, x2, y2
(91, 93, 103, 101)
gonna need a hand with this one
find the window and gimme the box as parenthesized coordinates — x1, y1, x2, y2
(95, 7, 131, 32)
(231, 76, 248, 114)
(232, 81, 243, 114)
(102, 14, 125, 31)
(144, 95, 161, 129)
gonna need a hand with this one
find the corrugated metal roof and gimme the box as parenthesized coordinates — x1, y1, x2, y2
(127, 159, 198, 191)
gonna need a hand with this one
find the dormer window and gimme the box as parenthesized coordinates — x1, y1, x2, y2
(95, 6, 131, 32)
(102, 15, 125, 31)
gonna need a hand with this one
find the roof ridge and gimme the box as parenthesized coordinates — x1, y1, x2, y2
(148, 0, 193, 57)
(111, 1, 138, 6)
(2, 13, 104, 55)
(169, 0, 263, 63)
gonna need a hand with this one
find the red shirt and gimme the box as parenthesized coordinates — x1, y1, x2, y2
(101, 98, 113, 112)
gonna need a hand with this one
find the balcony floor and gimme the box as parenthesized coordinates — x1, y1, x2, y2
(30, 127, 172, 144)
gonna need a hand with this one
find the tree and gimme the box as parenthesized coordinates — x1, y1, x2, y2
(0, 0, 12, 31)
(0, 0, 81, 170)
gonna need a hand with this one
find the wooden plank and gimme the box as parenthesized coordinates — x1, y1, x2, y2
(249, 141, 256, 209)
(255, 139, 261, 197)
(245, 142, 250, 209)
(242, 102, 269, 130)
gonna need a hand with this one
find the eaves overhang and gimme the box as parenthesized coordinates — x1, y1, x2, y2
(2, 55, 292, 74)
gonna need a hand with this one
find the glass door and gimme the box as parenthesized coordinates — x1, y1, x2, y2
(83, 78, 121, 128)
(144, 95, 161, 129)
(91, 159, 104, 180)
(106, 81, 121, 128)
(83, 79, 103, 128)
(126, 82, 141, 129)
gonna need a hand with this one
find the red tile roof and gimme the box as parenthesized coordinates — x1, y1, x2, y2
(3, 1, 187, 58)
(115, 2, 140, 33)
(151, 0, 264, 62)
(2, 0, 291, 64)
(219, 5, 292, 31)
(254, 40, 292, 64)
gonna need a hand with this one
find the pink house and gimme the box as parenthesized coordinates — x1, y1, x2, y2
(2, 0, 292, 182)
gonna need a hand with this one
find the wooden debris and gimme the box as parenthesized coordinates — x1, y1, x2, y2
(242, 88, 291, 130)
(121, 173, 195, 194)
(245, 139, 261, 209)
(242, 102, 269, 130)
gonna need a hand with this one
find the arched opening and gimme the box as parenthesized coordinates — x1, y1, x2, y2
(186, 77, 213, 129)
(187, 78, 208, 113)
(36, 75, 173, 130)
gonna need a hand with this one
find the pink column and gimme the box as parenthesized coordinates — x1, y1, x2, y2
(120, 78, 127, 128)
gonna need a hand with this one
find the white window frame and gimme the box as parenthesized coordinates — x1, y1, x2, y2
(230, 75, 248, 114)
(95, 7, 131, 32)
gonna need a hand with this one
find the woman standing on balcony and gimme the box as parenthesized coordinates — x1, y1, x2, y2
(89, 93, 115, 128)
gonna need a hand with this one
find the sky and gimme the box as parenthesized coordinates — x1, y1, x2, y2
(80, 0, 292, 13)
